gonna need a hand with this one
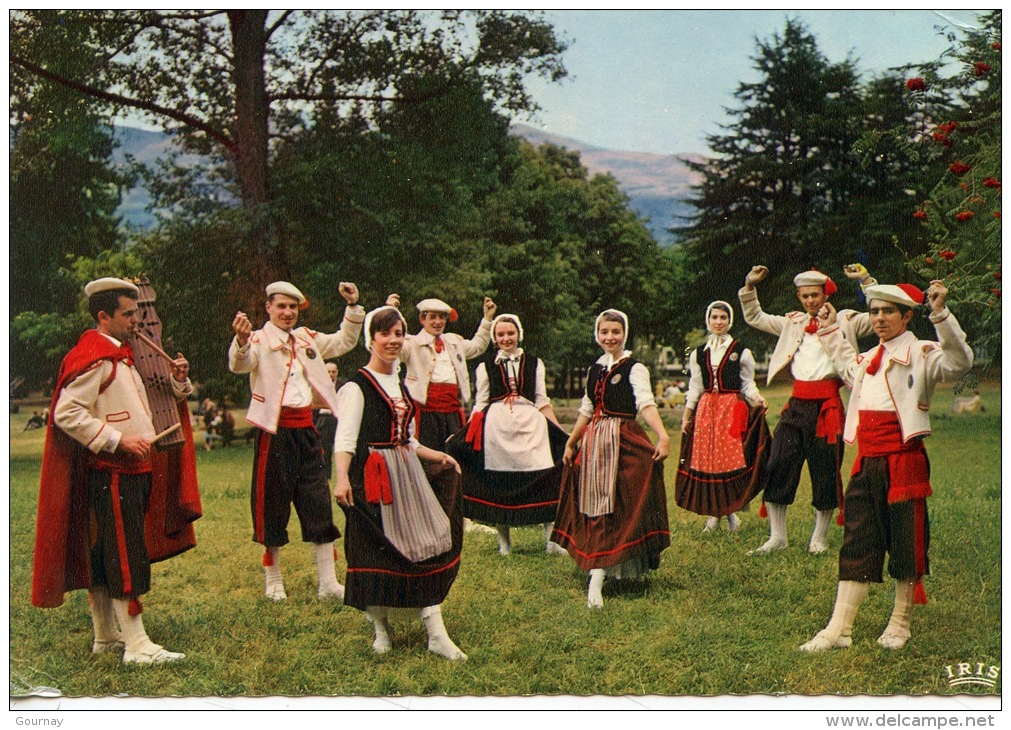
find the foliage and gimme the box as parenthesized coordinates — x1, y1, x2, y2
(901, 11, 1002, 356)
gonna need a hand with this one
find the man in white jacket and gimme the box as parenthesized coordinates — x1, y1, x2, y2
(800, 280, 972, 652)
(399, 296, 497, 449)
(229, 280, 365, 601)
(739, 265, 875, 555)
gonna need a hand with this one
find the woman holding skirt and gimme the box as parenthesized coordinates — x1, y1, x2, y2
(448, 314, 569, 556)
(551, 309, 671, 609)
(333, 306, 467, 660)
(676, 301, 770, 532)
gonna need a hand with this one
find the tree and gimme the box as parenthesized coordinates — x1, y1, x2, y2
(902, 10, 1001, 359)
(10, 10, 567, 310)
(676, 20, 872, 332)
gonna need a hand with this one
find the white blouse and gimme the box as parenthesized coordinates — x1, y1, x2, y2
(685, 339, 762, 411)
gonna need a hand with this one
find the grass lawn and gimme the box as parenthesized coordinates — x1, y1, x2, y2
(8, 381, 1002, 701)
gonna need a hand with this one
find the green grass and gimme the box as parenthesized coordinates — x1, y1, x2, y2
(8, 382, 1002, 698)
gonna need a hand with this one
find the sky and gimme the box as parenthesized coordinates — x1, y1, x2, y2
(519, 9, 992, 155)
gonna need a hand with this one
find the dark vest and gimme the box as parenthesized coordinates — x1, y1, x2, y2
(695, 340, 743, 393)
(485, 351, 539, 404)
(348, 368, 418, 481)
(585, 357, 638, 418)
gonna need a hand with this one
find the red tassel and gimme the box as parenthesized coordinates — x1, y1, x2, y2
(913, 580, 928, 605)
(364, 451, 393, 504)
(333, 548, 338, 561)
(836, 510, 845, 526)
(728, 400, 749, 439)
(128, 598, 143, 616)
(759, 501, 768, 519)
(262, 550, 274, 567)
(465, 411, 485, 452)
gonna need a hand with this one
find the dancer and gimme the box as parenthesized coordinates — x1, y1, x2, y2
(229, 280, 369, 601)
(32, 277, 200, 664)
(447, 313, 568, 555)
(399, 296, 496, 449)
(334, 306, 467, 660)
(739, 265, 875, 554)
(800, 280, 971, 651)
(676, 301, 770, 532)
(551, 309, 671, 608)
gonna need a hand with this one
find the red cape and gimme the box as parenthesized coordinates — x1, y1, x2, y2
(31, 329, 202, 608)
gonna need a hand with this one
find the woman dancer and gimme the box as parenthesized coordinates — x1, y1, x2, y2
(551, 309, 671, 608)
(676, 301, 770, 532)
(448, 314, 568, 555)
(333, 306, 466, 660)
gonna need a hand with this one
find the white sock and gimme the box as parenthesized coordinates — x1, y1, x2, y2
(264, 547, 285, 600)
(878, 580, 915, 649)
(703, 516, 719, 532)
(365, 606, 392, 654)
(544, 522, 566, 553)
(751, 503, 788, 552)
(800, 580, 869, 651)
(495, 525, 511, 555)
(314, 542, 345, 599)
(809, 509, 833, 553)
(111, 598, 159, 655)
(420, 605, 467, 660)
(89, 587, 122, 651)
(727, 513, 741, 532)
(587, 569, 605, 609)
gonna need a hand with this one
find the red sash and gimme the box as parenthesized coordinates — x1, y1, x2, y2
(278, 406, 314, 429)
(793, 379, 843, 443)
(420, 383, 462, 413)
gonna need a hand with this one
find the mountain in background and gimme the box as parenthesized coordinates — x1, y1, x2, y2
(511, 123, 703, 245)
(110, 124, 703, 244)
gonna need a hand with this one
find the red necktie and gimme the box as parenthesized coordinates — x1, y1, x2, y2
(865, 344, 885, 375)
(434, 336, 444, 354)
(805, 317, 819, 335)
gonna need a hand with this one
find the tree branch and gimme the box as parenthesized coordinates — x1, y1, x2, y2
(11, 54, 235, 152)
(265, 10, 295, 42)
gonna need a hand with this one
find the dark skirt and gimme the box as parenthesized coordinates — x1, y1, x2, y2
(675, 401, 770, 517)
(447, 418, 568, 525)
(550, 419, 670, 571)
(341, 461, 463, 610)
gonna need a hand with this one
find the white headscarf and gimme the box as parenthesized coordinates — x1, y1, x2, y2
(705, 300, 734, 351)
(363, 306, 408, 351)
(594, 309, 629, 350)
(491, 313, 524, 343)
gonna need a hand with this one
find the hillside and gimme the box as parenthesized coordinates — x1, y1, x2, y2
(111, 124, 703, 244)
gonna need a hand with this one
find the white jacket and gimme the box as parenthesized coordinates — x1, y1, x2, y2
(818, 308, 973, 443)
(399, 320, 492, 406)
(229, 306, 364, 433)
(738, 285, 875, 384)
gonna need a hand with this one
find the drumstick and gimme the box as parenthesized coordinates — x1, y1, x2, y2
(151, 423, 181, 443)
(133, 330, 177, 366)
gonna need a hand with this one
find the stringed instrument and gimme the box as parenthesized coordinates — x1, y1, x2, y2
(130, 277, 186, 451)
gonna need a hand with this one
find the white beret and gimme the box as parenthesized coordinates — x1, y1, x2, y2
(84, 277, 139, 298)
(864, 284, 924, 308)
(416, 298, 452, 313)
(265, 281, 306, 304)
(794, 269, 837, 296)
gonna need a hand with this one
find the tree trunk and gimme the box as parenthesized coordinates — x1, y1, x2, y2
(228, 10, 287, 309)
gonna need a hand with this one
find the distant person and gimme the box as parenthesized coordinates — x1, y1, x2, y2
(952, 390, 984, 414)
(313, 362, 343, 480)
(24, 411, 45, 431)
(801, 281, 972, 652)
(739, 264, 876, 555)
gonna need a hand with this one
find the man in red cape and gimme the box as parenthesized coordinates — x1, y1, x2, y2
(31, 277, 201, 665)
